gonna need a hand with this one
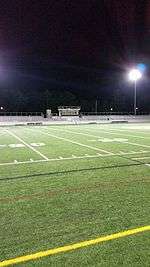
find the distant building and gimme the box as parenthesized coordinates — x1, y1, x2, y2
(46, 109, 52, 118)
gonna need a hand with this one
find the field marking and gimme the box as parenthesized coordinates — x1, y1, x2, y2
(48, 127, 150, 150)
(119, 150, 137, 155)
(28, 128, 113, 155)
(132, 156, 150, 160)
(96, 152, 103, 156)
(0, 151, 150, 167)
(0, 143, 45, 149)
(121, 141, 150, 149)
(131, 157, 150, 168)
(97, 128, 150, 139)
(101, 130, 149, 139)
(46, 127, 128, 142)
(102, 127, 150, 136)
(49, 126, 106, 139)
(73, 125, 150, 140)
(0, 159, 48, 166)
(68, 126, 150, 149)
(0, 225, 149, 266)
(5, 129, 49, 160)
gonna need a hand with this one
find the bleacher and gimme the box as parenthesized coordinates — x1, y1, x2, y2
(0, 113, 44, 126)
(0, 113, 150, 126)
(81, 114, 150, 120)
(0, 116, 43, 122)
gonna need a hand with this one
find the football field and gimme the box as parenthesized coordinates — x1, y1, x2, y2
(0, 123, 150, 266)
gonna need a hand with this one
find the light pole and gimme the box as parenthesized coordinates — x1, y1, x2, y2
(128, 69, 142, 115)
(95, 99, 98, 115)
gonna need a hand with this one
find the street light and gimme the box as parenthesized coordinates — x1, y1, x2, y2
(128, 69, 142, 115)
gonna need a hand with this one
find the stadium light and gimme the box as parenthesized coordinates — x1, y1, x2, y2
(128, 69, 142, 115)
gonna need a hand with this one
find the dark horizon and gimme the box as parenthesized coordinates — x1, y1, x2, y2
(0, 0, 150, 113)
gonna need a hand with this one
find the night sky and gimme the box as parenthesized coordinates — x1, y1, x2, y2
(0, 0, 150, 113)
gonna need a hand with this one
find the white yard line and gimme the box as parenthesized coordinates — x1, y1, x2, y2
(132, 156, 150, 160)
(49, 127, 149, 146)
(1, 127, 149, 168)
(0, 150, 150, 167)
(48, 126, 105, 139)
(5, 129, 49, 160)
(68, 126, 150, 148)
(73, 125, 150, 140)
(102, 129, 150, 139)
(98, 130, 149, 139)
(119, 150, 137, 155)
(121, 141, 150, 149)
(50, 127, 123, 144)
(28, 128, 113, 155)
(48, 126, 150, 150)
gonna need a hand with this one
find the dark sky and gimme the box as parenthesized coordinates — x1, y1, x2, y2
(0, 0, 150, 112)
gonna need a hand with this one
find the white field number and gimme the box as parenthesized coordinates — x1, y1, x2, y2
(0, 143, 45, 149)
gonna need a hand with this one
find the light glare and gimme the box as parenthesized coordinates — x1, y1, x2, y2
(129, 69, 142, 81)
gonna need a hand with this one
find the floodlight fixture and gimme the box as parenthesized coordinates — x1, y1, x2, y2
(128, 68, 142, 115)
(128, 69, 142, 81)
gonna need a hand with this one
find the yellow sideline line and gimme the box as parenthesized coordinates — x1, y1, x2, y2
(0, 225, 150, 267)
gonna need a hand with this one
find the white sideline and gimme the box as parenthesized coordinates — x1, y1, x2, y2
(0, 150, 150, 167)
(28, 128, 113, 155)
(5, 129, 49, 160)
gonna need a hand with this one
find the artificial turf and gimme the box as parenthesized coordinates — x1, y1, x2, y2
(0, 123, 150, 266)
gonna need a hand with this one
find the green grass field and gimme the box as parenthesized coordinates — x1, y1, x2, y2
(0, 123, 150, 266)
